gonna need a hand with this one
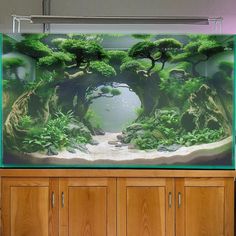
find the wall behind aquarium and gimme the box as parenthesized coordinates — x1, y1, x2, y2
(0, 0, 236, 33)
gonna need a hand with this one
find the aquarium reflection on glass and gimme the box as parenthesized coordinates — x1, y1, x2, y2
(0, 33, 235, 168)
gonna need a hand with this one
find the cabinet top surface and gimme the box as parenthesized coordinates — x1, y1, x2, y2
(0, 169, 235, 177)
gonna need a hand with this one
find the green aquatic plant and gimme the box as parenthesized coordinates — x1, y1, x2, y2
(84, 108, 102, 129)
(110, 88, 121, 96)
(124, 110, 181, 149)
(128, 41, 158, 75)
(133, 131, 160, 150)
(18, 115, 33, 130)
(198, 40, 224, 58)
(16, 35, 52, 59)
(52, 38, 66, 47)
(3, 35, 15, 54)
(107, 50, 128, 65)
(120, 59, 144, 73)
(75, 135, 89, 144)
(128, 38, 182, 75)
(60, 39, 108, 66)
(21, 110, 92, 152)
(22, 124, 69, 152)
(37, 52, 74, 71)
(178, 128, 225, 146)
(85, 86, 121, 108)
(135, 107, 144, 117)
(131, 34, 153, 40)
(89, 61, 116, 77)
(172, 36, 225, 77)
(123, 108, 226, 150)
(155, 38, 182, 51)
(160, 75, 204, 102)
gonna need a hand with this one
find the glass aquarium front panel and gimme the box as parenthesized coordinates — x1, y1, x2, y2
(0, 33, 235, 168)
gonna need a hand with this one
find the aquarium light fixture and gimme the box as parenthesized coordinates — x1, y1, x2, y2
(12, 15, 223, 33)
(30, 15, 212, 25)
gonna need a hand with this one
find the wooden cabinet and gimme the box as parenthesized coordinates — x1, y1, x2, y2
(0, 170, 234, 236)
(1, 178, 58, 236)
(118, 177, 234, 236)
(1, 177, 116, 236)
(118, 178, 174, 236)
(176, 178, 234, 236)
(59, 178, 116, 236)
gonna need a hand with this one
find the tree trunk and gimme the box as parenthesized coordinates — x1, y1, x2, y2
(4, 81, 43, 148)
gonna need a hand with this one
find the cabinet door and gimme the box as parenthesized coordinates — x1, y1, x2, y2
(2, 177, 58, 236)
(176, 178, 234, 236)
(118, 178, 175, 236)
(59, 178, 116, 236)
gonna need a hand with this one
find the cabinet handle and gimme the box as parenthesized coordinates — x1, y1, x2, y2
(168, 192, 172, 208)
(51, 192, 55, 208)
(61, 192, 65, 208)
(178, 192, 182, 208)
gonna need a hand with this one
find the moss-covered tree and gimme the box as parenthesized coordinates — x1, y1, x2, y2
(173, 36, 224, 77)
(123, 38, 182, 115)
(16, 34, 52, 59)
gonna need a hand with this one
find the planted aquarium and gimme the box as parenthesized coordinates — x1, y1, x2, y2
(0, 33, 235, 168)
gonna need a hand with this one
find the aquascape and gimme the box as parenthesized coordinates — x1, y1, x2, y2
(1, 33, 235, 168)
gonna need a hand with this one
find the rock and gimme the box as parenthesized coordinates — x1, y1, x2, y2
(69, 140, 79, 149)
(66, 147, 76, 153)
(67, 122, 92, 140)
(181, 84, 228, 132)
(77, 143, 89, 154)
(115, 143, 123, 147)
(157, 145, 168, 152)
(122, 136, 132, 144)
(128, 143, 136, 149)
(121, 143, 128, 147)
(122, 123, 143, 144)
(47, 146, 58, 156)
(167, 144, 182, 152)
(116, 134, 123, 141)
(89, 139, 99, 145)
(93, 128, 105, 135)
(125, 123, 142, 132)
(108, 141, 119, 145)
(157, 144, 182, 152)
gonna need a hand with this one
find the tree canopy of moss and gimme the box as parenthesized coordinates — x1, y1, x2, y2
(16, 37, 52, 59)
(131, 34, 153, 40)
(3, 35, 15, 54)
(107, 50, 128, 65)
(60, 39, 108, 66)
(37, 52, 74, 71)
(89, 61, 116, 77)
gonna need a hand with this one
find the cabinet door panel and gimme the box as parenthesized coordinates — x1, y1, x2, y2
(59, 178, 116, 236)
(176, 178, 234, 236)
(2, 178, 57, 236)
(69, 186, 107, 235)
(118, 178, 174, 236)
(11, 186, 49, 236)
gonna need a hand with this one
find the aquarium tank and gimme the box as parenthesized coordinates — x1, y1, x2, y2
(0, 33, 235, 169)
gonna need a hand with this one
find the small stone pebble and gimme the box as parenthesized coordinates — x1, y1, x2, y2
(108, 141, 119, 145)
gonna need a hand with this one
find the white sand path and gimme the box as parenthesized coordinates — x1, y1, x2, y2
(28, 133, 232, 164)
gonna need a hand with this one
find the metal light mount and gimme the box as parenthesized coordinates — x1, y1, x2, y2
(12, 15, 223, 34)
